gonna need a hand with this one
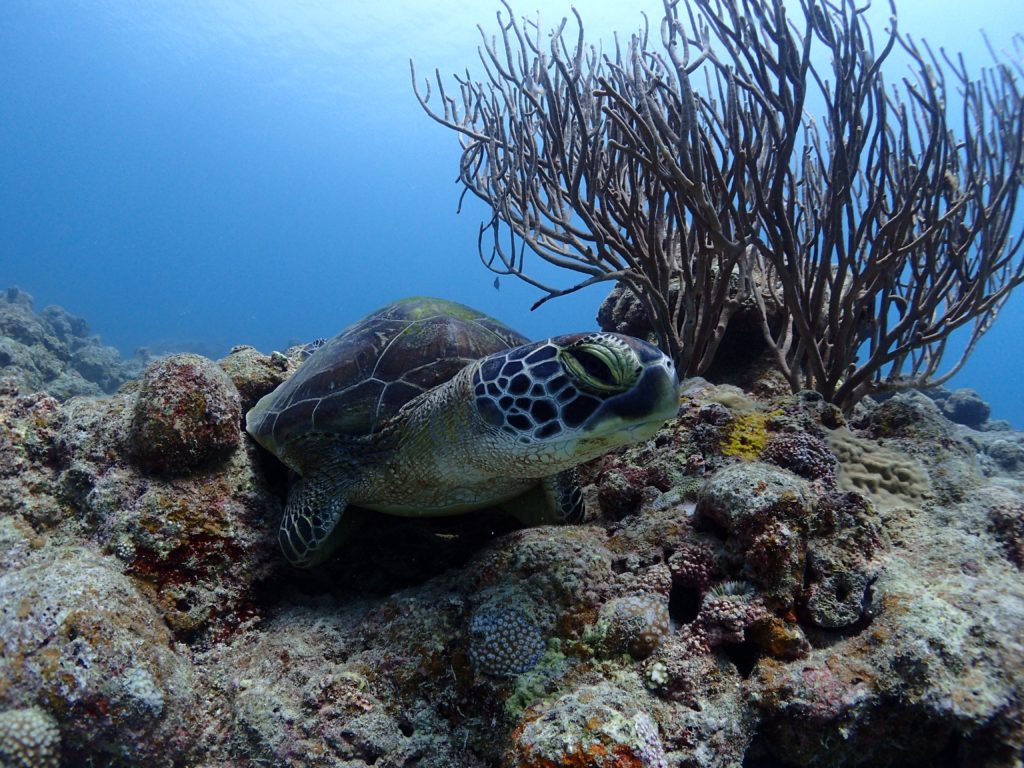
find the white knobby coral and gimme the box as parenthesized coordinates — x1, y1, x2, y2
(0, 707, 61, 768)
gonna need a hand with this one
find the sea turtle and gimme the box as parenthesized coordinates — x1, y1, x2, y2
(246, 297, 679, 567)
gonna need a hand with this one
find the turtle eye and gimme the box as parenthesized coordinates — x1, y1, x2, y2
(560, 338, 638, 394)
(567, 349, 616, 386)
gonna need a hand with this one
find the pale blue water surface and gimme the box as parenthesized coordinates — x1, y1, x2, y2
(1, 0, 1022, 422)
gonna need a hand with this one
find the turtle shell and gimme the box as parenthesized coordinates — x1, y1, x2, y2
(246, 297, 529, 463)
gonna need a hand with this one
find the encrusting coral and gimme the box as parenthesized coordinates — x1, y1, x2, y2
(593, 594, 672, 660)
(0, 707, 61, 768)
(468, 606, 546, 678)
(506, 683, 670, 768)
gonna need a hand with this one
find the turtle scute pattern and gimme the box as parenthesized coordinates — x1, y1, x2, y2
(472, 333, 630, 443)
(246, 297, 529, 468)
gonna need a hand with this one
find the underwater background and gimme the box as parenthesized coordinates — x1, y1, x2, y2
(2, 0, 1022, 422)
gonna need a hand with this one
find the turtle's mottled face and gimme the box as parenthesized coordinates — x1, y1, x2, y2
(471, 333, 679, 470)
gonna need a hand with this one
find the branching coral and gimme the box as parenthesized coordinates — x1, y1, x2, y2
(414, 0, 1024, 410)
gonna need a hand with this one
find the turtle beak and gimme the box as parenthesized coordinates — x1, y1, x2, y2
(599, 339, 679, 426)
(608, 357, 679, 424)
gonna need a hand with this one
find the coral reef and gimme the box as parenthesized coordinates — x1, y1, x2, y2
(826, 426, 931, 509)
(593, 594, 671, 660)
(978, 486, 1024, 569)
(0, 547, 198, 765)
(55, 384, 279, 641)
(760, 430, 837, 484)
(0, 316, 1022, 766)
(506, 683, 669, 768)
(720, 411, 773, 460)
(0, 380, 62, 531)
(696, 462, 813, 608)
(219, 344, 294, 412)
(941, 386, 992, 428)
(0, 287, 142, 399)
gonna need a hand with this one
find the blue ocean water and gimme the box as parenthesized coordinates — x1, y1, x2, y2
(1, 1, 1021, 423)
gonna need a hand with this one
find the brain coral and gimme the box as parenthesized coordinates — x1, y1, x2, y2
(128, 353, 241, 474)
(825, 427, 930, 509)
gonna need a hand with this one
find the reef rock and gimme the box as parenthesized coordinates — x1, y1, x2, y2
(595, 273, 783, 387)
(0, 286, 142, 399)
(0, 311, 1023, 767)
(128, 353, 242, 474)
(942, 386, 992, 428)
(0, 546, 198, 766)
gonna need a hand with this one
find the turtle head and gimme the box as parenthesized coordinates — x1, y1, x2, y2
(471, 332, 679, 472)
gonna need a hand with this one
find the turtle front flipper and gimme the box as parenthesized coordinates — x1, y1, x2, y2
(504, 468, 585, 526)
(279, 472, 356, 568)
(543, 468, 585, 524)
